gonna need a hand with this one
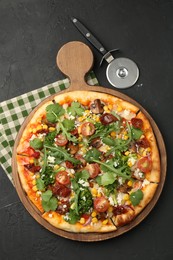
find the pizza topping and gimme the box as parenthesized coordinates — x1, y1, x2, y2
(131, 118, 143, 129)
(55, 134, 68, 146)
(136, 137, 150, 148)
(130, 189, 144, 206)
(90, 99, 104, 114)
(90, 137, 102, 148)
(85, 163, 100, 179)
(24, 164, 41, 173)
(67, 142, 79, 155)
(137, 156, 152, 173)
(100, 113, 118, 125)
(41, 190, 58, 212)
(113, 205, 129, 216)
(94, 196, 110, 212)
(81, 122, 95, 136)
(55, 171, 70, 185)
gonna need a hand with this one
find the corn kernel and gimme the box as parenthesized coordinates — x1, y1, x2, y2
(117, 105, 123, 112)
(147, 147, 151, 152)
(81, 147, 87, 153)
(32, 185, 38, 191)
(97, 193, 102, 197)
(78, 116, 84, 122)
(36, 174, 40, 179)
(84, 110, 90, 115)
(108, 206, 113, 213)
(108, 104, 113, 110)
(36, 191, 40, 197)
(32, 179, 36, 185)
(79, 143, 83, 147)
(36, 125, 42, 131)
(92, 217, 98, 223)
(29, 172, 34, 176)
(54, 164, 60, 170)
(125, 151, 130, 156)
(42, 124, 48, 130)
(123, 194, 130, 201)
(29, 128, 33, 133)
(91, 211, 97, 217)
(127, 180, 133, 187)
(127, 161, 133, 167)
(29, 158, 34, 164)
(32, 129, 37, 134)
(110, 131, 116, 137)
(123, 135, 129, 140)
(49, 127, 56, 132)
(126, 200, 131, 205)
(95, 117, 100, 122)
(102, 219, 108, 225)
(79, 217, 86, 224)
(91, 188, 98, 196)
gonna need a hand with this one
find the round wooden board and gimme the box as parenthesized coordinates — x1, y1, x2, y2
(12, 42, 167, 242)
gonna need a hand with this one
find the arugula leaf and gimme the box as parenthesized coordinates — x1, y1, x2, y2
(75, 170, 90, 181)
(85, 148, 101, 163)
(96, 172, 115, 186)
(58, 121, 77, 143)
(62, 119, 75, 131)
(130, 189, 144, 206)
(44, 131, 57, 146)
(40, 166, 56, 186)
(66, 209, 80, 224)
(30, 138, 43, 150)
(67, 101, 85, 116)
(131, 127, 143, 140)
(44, 145, 80, 165)
(89, 121, 120, 141)
(93, 159, 131, 179)
(41, 190, 58, 212)
(36, 178, 45, 191)
(46, 103, 65, 123)
(102, 137, 115, 146)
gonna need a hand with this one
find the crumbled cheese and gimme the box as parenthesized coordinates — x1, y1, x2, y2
(99, 144, 110, 153)
(142, 179, 150, 187)
(118, 177, 123, 185)
(29, 134, 37, 141)
(83, 196, 86, 201)
(128, 157, 137, 166)
(37, 133, 46, 140)
(134, 168, 144, 179)
(62, 103, 68, 109)
(47, 155, 56, 164)
(117, 192, 125, 205)
(114, 161, 118, 167)
(108, 196, 115, 206)
(48, 213, 53, 218)
(78, 179, 89, 187)
(119, 109, 136, 120)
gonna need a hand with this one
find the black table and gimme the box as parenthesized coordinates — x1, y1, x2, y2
(0, 1, 172, 259)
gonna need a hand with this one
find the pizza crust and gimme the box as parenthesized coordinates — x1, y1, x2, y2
(16, 155, 44, 213)
(43, 211, 117, 233)
(134, 183, 158, 215)
(136, 112, 160, 183)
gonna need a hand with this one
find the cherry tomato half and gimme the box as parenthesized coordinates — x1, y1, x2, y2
(55, 134, 68, 146)
(81, 122, 95, 136)
(55, 171, 70, 185)
(85, 163, 100, 178)
(94, 196, 110, 213)
(137, 157, 152, 173)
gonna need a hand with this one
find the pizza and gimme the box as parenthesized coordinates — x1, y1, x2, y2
(15, 91, 160, 233)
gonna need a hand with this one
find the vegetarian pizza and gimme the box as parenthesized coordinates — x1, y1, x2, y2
(16, 91, 160, 233)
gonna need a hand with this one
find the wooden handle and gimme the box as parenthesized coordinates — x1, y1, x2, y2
(56, 41, 94, 90)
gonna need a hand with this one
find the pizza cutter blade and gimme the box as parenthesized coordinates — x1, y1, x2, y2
(71, 17, 139, 89)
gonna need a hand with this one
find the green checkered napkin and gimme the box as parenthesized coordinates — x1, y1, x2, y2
(0, 72, 98, 185)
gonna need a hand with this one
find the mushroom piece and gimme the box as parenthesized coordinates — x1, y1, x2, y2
(90, 99, 104, 114)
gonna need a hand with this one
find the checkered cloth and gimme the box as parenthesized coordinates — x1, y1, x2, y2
(0, 72, 98, 185)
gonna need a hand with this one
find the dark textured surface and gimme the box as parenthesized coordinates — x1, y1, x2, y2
(0, 0, 173, 259)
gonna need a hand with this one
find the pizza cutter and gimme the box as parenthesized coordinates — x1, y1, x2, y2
(71, 17, 139, 89)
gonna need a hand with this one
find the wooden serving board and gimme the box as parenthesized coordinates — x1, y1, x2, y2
(12, 41, 167, 242)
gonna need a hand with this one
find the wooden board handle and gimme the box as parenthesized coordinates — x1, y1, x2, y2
(56, 41, 94, 90)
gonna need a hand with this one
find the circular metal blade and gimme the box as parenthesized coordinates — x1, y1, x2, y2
(106, 57, 139, 89)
